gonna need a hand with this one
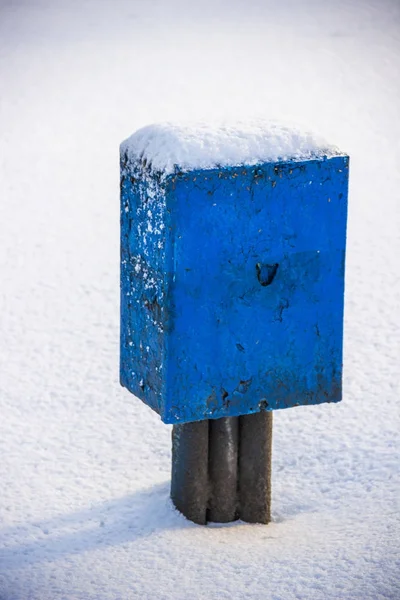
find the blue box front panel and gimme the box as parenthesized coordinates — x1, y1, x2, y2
(164, 158, 348, 422)
(120, 156, 349, 424)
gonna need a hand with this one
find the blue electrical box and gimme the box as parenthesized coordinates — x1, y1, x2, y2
(120, 135, 349, 424)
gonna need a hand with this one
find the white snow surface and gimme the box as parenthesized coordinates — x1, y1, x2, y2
(1, 1, 400, 599)
(121, 121, 342, 173)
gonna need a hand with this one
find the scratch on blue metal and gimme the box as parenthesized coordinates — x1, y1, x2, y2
(120, 154, 349, 424)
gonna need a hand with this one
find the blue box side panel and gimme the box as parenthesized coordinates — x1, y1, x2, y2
(164, 157, 349, 423)
(120, 159, 168, 417)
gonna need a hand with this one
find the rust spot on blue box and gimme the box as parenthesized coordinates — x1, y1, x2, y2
(120, 155, 349, 424)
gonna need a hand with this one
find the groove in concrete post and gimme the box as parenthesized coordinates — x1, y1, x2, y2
(239, 411, 273, 524)
(171, 420, 209, 525)
(208, 416, 239, 523)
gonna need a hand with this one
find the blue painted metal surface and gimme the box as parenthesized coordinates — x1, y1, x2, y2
(120, 154, 349, 424)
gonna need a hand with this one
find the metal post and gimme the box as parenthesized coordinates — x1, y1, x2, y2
(171, 420, 209, 525)
(208, 416, 239, 523)
(171, 411, 273, 525)
(238, 411, 273, 524)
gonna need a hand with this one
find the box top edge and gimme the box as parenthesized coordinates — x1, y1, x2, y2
(120, 120, 347, 177)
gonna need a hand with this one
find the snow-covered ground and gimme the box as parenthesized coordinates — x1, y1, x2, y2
(0, 0, 399, 598)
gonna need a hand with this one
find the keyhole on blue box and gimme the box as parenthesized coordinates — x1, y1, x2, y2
(256, 263, 279, 287)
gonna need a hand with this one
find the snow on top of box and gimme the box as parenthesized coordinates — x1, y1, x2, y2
(120, 120, 342, 174)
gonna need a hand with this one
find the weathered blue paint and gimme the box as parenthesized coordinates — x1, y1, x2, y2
(120, 154, 349, 424)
